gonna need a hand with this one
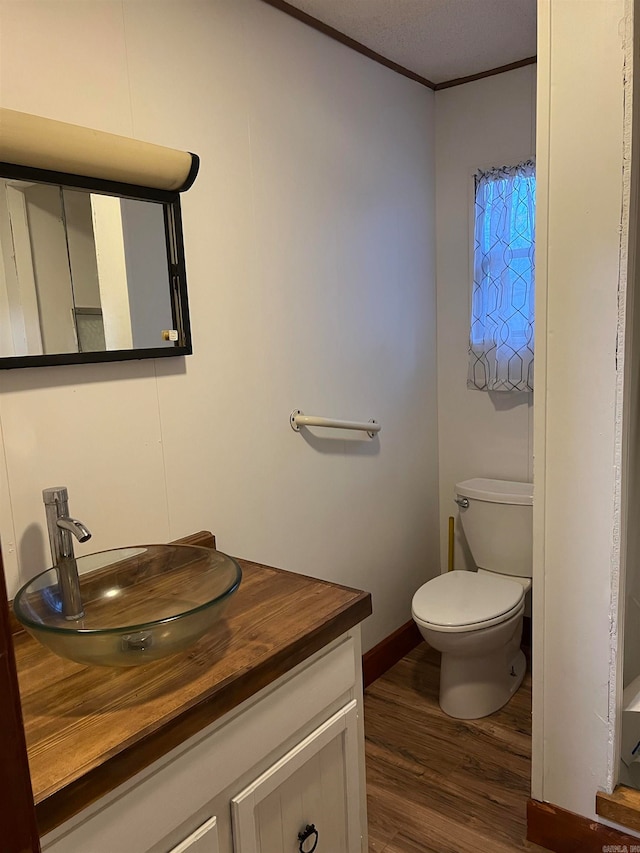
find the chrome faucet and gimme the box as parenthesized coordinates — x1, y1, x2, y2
(43, 487, 91, 620)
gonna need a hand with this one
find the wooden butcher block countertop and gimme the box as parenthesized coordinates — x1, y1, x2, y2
(13, 532, 372, 836)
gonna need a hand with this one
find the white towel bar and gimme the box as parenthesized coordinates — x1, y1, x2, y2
(290, 409, 380, 438)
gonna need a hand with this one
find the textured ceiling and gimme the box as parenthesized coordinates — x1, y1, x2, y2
(282, 0, 537, 85)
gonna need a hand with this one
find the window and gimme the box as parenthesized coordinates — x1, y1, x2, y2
(468, 160, 535, 392)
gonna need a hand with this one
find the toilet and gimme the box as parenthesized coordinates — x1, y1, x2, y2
(411, 477, 533, 720)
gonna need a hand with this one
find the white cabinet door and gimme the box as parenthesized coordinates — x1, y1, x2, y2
(231, 701, 361, 853)
(165, 816, 219, 853)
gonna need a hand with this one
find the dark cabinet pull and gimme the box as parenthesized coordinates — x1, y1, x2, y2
(297, 823, 319, 852)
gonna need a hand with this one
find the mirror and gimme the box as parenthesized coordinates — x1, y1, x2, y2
(0, 164, 191, 369)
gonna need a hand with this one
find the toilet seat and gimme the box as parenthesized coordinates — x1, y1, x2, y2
(411, 570, 525, 634)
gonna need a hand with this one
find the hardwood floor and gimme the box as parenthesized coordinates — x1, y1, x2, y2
(364, 643, 549, 853)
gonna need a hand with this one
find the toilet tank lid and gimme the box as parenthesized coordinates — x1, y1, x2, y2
(455, 478, 533, 506)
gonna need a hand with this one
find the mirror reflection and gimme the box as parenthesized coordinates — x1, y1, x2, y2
(0, 178, 181, 360)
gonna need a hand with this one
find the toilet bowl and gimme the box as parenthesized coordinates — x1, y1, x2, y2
(412, 478, 533, 720)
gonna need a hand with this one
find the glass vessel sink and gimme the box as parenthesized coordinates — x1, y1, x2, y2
(13, 544, 242, 667)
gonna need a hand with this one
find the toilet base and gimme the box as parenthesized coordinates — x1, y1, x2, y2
(439, 645, 526, 720)
(414, 603, 527, 719)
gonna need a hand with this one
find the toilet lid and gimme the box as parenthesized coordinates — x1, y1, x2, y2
(412, 570, 525, 629)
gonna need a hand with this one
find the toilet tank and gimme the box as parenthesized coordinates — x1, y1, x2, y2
(456, 478, 533, 578)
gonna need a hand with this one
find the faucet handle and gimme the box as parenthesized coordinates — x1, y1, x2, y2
(43, 487, 69, 505)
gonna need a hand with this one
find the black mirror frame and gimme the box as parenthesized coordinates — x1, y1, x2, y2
(0, 161, 192, 370)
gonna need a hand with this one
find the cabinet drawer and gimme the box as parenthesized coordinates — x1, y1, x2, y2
(232, 701, 361, 853)
(166, 817, 219, 853)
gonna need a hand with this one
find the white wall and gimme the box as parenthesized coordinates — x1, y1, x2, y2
(0, 0, 439, 652)
(63, 189, 101, 309)
(90, 194, 133, 350)
(23, 183, 78, 353)
(435, 66, 536, 573)
(120, 199, 173, 350)
(533, 0, 631, 820)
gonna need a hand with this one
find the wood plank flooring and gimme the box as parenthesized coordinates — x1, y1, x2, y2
(364, 643, 549, 853)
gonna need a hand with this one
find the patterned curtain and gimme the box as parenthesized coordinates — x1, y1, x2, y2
(468, 160, 536, 392)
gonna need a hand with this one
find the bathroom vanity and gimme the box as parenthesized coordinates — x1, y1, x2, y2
(13, 532, 372, 853)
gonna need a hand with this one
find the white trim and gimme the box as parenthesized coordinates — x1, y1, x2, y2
(611, 0, 639, 793)
(531, 0, 551, 803)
